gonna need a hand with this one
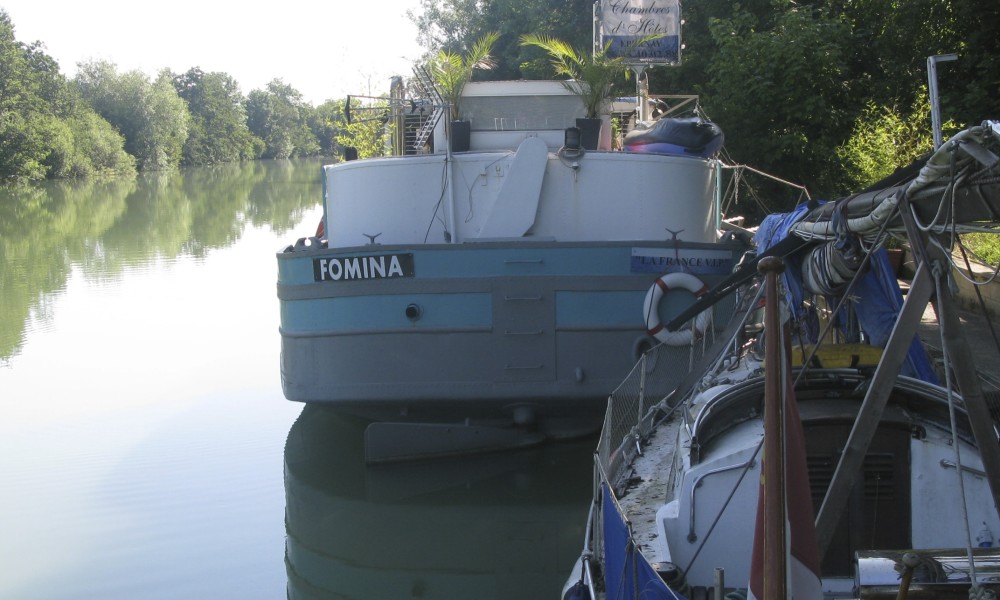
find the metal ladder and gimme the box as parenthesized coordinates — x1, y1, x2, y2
(410, 66, 445, 152)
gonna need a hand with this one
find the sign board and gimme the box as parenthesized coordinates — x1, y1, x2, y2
(599, 0, 682, 65)
(630, 247, 732, 275)
(313, 254, 415, 282)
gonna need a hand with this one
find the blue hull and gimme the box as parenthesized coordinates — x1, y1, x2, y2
(277, 240, 739, 428)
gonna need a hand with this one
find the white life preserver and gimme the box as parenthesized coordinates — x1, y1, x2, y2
(643, 272, 712, 346)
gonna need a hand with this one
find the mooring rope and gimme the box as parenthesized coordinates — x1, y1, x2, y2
(932, 259, 981, 593)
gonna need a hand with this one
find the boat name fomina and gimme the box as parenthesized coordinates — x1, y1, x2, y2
(312, 254, 414, 282)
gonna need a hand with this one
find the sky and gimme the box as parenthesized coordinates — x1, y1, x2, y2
(2, 0, 427, 105)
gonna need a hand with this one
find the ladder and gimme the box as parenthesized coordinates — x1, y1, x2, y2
(410, 66, 445, 152)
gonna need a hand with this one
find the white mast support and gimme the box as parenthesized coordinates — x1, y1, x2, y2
(927, 53, 958, 149)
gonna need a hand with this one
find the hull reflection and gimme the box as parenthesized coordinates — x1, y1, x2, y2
(283, 405, 594, 599)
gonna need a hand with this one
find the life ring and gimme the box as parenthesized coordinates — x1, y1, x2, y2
(643, 272, 712, 346)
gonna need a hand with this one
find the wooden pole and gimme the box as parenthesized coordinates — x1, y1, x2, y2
(758, 255, 788, 599)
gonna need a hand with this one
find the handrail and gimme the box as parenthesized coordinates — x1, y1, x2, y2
(687, 457, 757, 542)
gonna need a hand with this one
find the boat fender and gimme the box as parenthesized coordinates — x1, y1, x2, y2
(643, 272, 712, 346)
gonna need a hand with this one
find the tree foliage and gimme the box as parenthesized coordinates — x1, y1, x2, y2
(246, 79, 320, 159)
(412, 0, 998, 206)
(428, 31, 499, 121)
(309, 99, 346, 156)
(1, 10, 338, 182)
(75, 61, 190, 170)
(335, 97, 394, 159)
(835, 91, 942, 190)
(411, 0, 593, 81)
(520, 33, 659, 118)
(651, 0, 998, 200)
(0, 10, 134, 183)
(172, 67, 262, 165)
(705, 6, 851, 194)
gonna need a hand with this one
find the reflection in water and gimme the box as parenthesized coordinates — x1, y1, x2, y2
(284, 406, 595, 599)
(0, 159, 324, 360)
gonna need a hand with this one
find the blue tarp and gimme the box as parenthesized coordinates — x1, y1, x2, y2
(755, 201, 937, 383)
(602, 483, 687, 600)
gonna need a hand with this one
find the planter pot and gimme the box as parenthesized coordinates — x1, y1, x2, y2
(885, 248, 904, 277)
(450, 120, 471, 152)
(576, 117, 602, 150)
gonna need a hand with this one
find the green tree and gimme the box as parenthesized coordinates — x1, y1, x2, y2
(245, 79, 320, 159)
(172, 67, 262, 165)
(41, 107, 136, 178)
(409, 0, 482, 53)
(410, 0, 593, 81)
(835, 90, 945, 190)
(75, 61, 190, 170)
(0, 11, 133, 182)
(705, 6, 851, 197)
(0, 11, 49, 182)
(309, 99, 346, 156)
(427, 31, 499, 121)
(336, 97, 393, 159)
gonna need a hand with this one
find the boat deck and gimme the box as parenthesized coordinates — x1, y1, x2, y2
(616, 415, 684, 562)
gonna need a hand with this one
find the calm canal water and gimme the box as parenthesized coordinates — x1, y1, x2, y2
(0, 159, 593, 599)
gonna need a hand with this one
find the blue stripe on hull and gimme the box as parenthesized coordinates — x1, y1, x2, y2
(276, 241, 739, 417)
(280, 293, 492, 334)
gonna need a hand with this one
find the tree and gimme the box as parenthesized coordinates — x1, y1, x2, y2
(835, 90, 944, 190)
(0, 10, 133, 182)
(409, 0, 482, 53)
(172, 67, 262, 165)
(427, 32, 499, 121)
(309, 99, 346, 156)
(245, 79, 319, 159)
(521, 33, 660, 118)
(75, 61, 190, 170)
(0, 11, 49, 181)
(410, 0, 593, 82)
(335, 97, 393, 159)
(42, 107, 136, 178)
(704, 6, 852, 197)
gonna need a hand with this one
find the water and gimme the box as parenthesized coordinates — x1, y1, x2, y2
(0, 161, 593, 599)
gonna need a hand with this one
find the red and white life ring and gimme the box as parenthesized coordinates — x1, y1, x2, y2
(643, 272, 712, 346)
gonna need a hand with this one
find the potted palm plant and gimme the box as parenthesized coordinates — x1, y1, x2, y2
(428, 32, 500, 152)
(520, 34, 659, 150)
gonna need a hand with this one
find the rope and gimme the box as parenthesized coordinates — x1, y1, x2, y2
(933, 259, 981, 593)
(719, 163, 812, 199)
(792, 212, 893, 387)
